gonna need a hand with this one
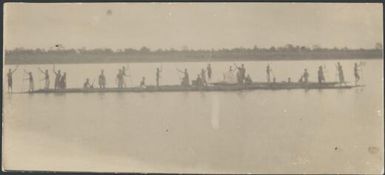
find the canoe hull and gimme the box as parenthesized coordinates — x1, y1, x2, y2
(24, 82, 363, 94)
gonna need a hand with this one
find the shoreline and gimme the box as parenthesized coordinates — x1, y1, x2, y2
(4, 57, 382, 65)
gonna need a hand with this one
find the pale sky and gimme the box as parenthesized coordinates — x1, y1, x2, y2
(4, 3, 383, 50)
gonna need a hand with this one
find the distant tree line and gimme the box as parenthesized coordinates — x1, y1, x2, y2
(4, 43, 383, 64)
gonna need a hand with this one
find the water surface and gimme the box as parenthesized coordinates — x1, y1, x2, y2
(3, 59, 383, 173)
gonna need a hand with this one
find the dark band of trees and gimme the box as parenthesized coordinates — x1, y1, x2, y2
(5, 43, 383, 64)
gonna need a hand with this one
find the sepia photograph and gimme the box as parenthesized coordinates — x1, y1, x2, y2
(2, 2, 384, 174)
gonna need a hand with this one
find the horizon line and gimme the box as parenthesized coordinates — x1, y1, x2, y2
(5, 44, 383, 51)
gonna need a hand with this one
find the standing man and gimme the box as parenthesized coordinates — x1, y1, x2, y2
(223, 66, 236, 83)
(53, 66, 61, 90)
(60, 72, 67, 89)
(317, 66, 325, 83)
(183, 68, 190, 86)
(207, 64, 212, 80)
(122, 66, 127, 87)
(7, 66, 19, 92)
(177, 68, 190, 86)
(234, 64, 246, 84)
(300, 69, 309, 83)
(116, 69, 124, 88)
(140, 77, 146, 88)
(38, 68, 50, 89)
(354, 63, 360, 84)
(337, 62, 345, 84)
(156, 67, 161, 87)
(201, 68, 207, 86)
(25, 71, 34, 92)
(240, 64, 246, 81)
(266, 64, 272, 82)
(98, 70, 106, 88)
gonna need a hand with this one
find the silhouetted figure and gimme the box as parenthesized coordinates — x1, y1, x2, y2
(299, 69, 309, 83)
(140, 77, 146, 88)
(236, 71, 242, 84)
(194, 74, 204, 87)
(7, 66, 18, 92)
(318, 66, 325, 83)
(223, 66, 237, 83)
(234, 64, 246, 84)
(116, 69, 124, 88)
(53, 67, 61, 90)
(98, 70, 106, 88)
(240, 64, 246, 81)
(59, 72, 67, 89)
(121, 66, 128, 87)
(266, 64, 272, 82)
(83, 78, 91, 89)
(207, 64, 212, 79)
(354, 63, 360, 84)
(38, 68, 50, 89)
(90, 80, 95, 88)
(178, 68, 190, 86)
(337, 62, 345, 84)
(25, 72, 34, 92)
(245, 74, 252, 85)
(156, 67, 161, 87)
(201, 69, 207, 86)
(183, 69, 190, 86)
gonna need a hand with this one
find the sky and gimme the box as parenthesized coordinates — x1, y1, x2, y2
(3, 3, 383, 50)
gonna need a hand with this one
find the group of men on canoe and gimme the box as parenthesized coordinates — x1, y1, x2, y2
(6, 62, 362, 92)
(6, 65, 67, 92)
(297, 62, 360, 85)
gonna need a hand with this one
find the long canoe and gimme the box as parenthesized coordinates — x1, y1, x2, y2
(21, 82, 363, 94)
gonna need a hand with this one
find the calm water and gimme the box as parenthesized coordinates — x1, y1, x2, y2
(3, 59, 384, 173)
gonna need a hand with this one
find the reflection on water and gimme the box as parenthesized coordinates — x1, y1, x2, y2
(2, 59, 384, 173)
(97, 92, 106, 100)
(210, 95, 220, 130)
